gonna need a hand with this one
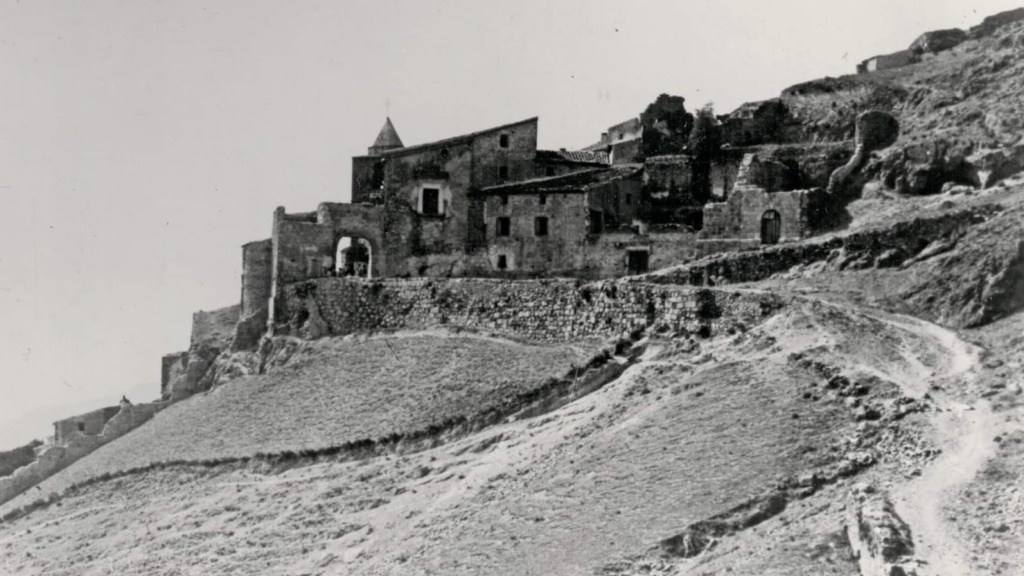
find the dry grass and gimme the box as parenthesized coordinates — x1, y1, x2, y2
(0, 301, 962, 575)
(0, 331, 598, 511)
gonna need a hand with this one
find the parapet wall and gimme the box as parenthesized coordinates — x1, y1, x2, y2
(276, 277, 786, 342)
(0, 401, 169, 506)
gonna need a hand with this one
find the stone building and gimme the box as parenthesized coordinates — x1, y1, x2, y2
(700, 153, 827, 248)
(857, 49, 917, 74)
(471, 166, 643, 275)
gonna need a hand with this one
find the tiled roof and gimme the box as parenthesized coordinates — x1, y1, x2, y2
(380, 117, 538, 158)
(475, 165, 641, 195)
(536, 149, 609, 165)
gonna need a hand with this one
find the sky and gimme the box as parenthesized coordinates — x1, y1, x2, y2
(0, 0, 1019, 450)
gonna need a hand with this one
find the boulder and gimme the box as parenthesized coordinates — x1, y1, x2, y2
(967, 143, 1024, 188)
(909, 28, 967, 54)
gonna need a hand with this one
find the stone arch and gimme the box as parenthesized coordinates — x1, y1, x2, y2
(332, 232, 382, 278)
(335, 237, 374, 278)
(760, 210, 781, 245)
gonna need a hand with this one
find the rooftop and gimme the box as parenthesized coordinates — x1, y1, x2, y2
(535, 149, 609, 165)
(380, 117, 538, 158)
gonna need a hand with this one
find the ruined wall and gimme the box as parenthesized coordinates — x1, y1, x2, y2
(701, 186, 812, 242)
(277, 277, 785, 343)
(0, 402, 168, 506)
(160, 351, 188, 398)
(53, 406, 120, 445)
(584, 231, 698, 278)
(653, 208, 987, 287)
(190, 304, 241, 350)
(858, 50, 916, 73)
(240, 239, 273, 318)
(0, 441, 43, 479)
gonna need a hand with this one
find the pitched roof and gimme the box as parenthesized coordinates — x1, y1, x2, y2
(475, 165, 642, 195)
(369, 117, 403, 152)
(380, 117, 538, 158)
(536, 149, 609, 165)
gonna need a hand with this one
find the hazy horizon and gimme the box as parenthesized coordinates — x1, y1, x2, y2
(1, 0, 1020, 451)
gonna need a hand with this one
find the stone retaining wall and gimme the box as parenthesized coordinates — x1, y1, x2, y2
(276, 277, 786, 342)
(646, 206, 996, 286)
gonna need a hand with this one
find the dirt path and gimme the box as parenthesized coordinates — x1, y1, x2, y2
(868, 310, 1005, 576)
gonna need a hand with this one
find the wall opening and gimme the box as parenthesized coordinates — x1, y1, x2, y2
(534, 216, 549, 236)
(335, 237, 373, 278)
(760, 210, 781, 245)
(496, 217, 511, 237)
(626, 250, 650, 275)
(421, 188, 440, 216)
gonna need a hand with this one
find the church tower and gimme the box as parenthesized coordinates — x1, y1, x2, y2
(367, 117, 404, 155)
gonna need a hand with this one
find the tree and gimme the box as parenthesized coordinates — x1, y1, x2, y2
(688, 103, 722, 205)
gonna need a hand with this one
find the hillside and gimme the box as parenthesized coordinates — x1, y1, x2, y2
(3, 288, 1017, 575)
(0, 331, 600, 515)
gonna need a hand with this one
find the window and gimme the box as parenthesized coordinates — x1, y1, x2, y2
(589, 209, 604, 234)
(498, 166, 509, 182)
(539, 193, 547, 205)
(545, 166, 556, 177)
(421, 188, 440, 216)
(499, 134, 509, 148)
(534, 216, 549, 236)
(625, 193, 632, 205)
(496, 217, 511, 237)
(77, 422, 85, 432)
(501, 194, 509, 205)
(497, 255, 508, 269)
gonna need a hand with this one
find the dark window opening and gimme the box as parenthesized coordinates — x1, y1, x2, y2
(539, 193, 547, 205)
(498, 166, 509, 182)
(440, 147, 450, 159)
(545, 166, 556, 177)
(501, 194, 509, 205)
(77, 422, 85, 432)
(421, 188, 440, 216)
(535, 216, 549, 236)
(496, 217, 511, 237)
(627, 250, 650, 275)
(625, 193, 632, 205)
(499, 134, 509, 148)
(497, 255, 508, 269)
(589, 210, 604, 234)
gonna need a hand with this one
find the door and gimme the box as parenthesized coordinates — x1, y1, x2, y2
(627, 250, 649, 275)
(760, 210, 781, 245)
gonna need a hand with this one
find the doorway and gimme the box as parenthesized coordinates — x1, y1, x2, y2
(626, 250, 650, 275)
(760, 210, 781, 245)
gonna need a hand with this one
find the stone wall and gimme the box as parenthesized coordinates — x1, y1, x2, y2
(53, 406, 120, 445)
(160, 352, 188, 398)
(276, 277, 785, 343)
(240, 238, 273, 318)
(1, 401, 168, 506)
(650, 207, 989, 287)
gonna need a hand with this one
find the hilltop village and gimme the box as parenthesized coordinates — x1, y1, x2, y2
(5, 9, 1024, 546)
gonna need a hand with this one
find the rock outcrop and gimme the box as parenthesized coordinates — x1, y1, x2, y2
(827, 111, 899, 200)
(910, 28, 967, 54)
